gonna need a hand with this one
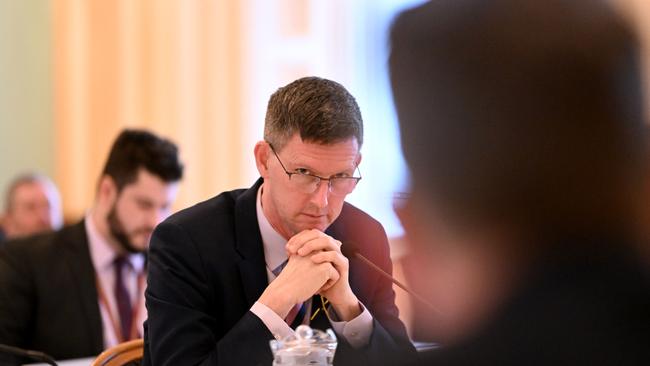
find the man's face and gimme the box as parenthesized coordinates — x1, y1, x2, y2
(4, 181, 61, 238)
(260, 134, 361, 239)
(107, 169, 179, 253)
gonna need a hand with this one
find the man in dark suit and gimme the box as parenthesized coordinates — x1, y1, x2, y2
(144, 77, 415, 365)
(389, 0, 650, 364)
(0, 129, 183, 363)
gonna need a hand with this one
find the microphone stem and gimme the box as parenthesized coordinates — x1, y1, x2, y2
(0, 344, 58, 366)
(353, 252, 441, 314)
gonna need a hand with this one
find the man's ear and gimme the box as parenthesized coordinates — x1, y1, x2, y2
(254, 141, 271, 178)
(395, 192, 437, 253)
(395, 194, 415, 241)
(97, 175, 118, 207)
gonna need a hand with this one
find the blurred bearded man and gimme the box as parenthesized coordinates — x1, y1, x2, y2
(0, 129, 183, 363)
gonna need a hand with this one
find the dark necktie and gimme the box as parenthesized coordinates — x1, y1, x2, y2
(113, 256, 133, 341)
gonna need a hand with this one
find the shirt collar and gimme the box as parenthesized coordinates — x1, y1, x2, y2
(256, 185, 288, 272)
(85, 212, 146, 273)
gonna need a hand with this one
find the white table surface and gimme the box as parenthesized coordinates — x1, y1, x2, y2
(24, 357, 94, 366)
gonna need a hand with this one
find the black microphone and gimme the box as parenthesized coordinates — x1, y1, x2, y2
(344, 245, 441, 314)
(0, 344, 58, 366)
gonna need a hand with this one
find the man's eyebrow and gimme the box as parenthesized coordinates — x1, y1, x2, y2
(289, 161, 357, 177)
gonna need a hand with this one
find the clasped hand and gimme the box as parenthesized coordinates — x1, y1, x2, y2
(258, 229, 361, 321)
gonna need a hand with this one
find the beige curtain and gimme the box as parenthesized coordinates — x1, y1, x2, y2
(52, 0, 248, 219)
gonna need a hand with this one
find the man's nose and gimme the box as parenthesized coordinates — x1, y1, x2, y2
(310, 180, 330, 209)
(148, 210, 163, 228)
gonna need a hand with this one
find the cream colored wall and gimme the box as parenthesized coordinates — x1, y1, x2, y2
(0, 0, 55, 210)
(51, 0, 251, 221)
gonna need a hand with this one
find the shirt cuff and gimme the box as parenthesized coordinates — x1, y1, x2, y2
(328, 302, 373, 348)
(250, 301, 294, 340)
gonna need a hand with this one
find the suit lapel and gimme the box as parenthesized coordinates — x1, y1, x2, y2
(234, 179, 270, 308)
(62, 220, 104, 353)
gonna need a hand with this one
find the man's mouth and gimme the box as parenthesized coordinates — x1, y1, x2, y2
(302, 213, 326, 219)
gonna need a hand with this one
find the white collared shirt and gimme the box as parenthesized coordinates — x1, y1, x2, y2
(250, 185, 373, 348)
(85, 213, 147, 348)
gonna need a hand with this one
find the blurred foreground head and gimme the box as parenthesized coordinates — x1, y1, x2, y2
(391, 0, 646, 344)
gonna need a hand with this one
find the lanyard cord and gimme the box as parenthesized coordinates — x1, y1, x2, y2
(95, 271, 145, 343)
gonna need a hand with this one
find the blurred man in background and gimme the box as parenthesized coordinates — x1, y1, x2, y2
(0, 129, 183, 364)
(390, 0, 650, 364)
(0, 173, 63, 242)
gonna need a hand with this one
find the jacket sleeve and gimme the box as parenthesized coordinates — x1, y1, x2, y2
(144, 220, 275, 366)
(0, 242, 35, 365)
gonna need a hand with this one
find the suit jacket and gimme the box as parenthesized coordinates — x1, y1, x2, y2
(0, 221, 104, 363)
(416, 241, 650, 365)
(143, 179, 416, 366)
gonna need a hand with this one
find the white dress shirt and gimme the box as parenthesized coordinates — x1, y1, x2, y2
(85, 214, 147, 348)
(249, 185, 373, 348)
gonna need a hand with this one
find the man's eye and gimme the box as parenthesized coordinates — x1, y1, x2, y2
(294, 168, 311, 175)
(138, 201, 154, 210)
